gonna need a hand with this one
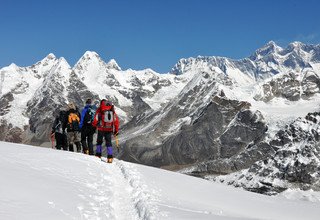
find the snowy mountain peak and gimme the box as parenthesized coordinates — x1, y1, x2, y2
(56, 57, 72, 71)
(106, 59, 121, 71)
(285, 42, 316, 58)
(73, 51, 108, 77)
(74, 51, 106, 69)
(250, 41, 283, 61)
(0, 63, 23, 73)
(46, 53, 56, 60)
(36, 53, 58, 67)
(285, 41, 305, 53)
(58, 57, 71, 67)
(266, 40, 277, 46)
(82, 51, 100, 59)
(37, 53, 57, 65)
(170, 57, 208, 75)
(7, 63, 20, 71)
(289, 41, 304, 48)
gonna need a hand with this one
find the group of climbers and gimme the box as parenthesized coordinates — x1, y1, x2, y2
(51, 98, 119, 163)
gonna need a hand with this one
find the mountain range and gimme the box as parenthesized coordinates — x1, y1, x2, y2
(1, 41, 320, 195)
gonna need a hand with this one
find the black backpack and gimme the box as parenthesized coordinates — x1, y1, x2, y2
(54, 110, 67, 133)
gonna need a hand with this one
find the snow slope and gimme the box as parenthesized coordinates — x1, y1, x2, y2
(0, 141, 319, 220)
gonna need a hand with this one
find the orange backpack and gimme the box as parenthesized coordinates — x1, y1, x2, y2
(68, 112, 80, 130)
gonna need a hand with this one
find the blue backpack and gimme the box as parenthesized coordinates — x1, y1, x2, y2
(83, 106, 95, 125)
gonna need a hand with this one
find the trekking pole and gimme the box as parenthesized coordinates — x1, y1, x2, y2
(50, 132, 55, 149)
(114, 134, 120, 153)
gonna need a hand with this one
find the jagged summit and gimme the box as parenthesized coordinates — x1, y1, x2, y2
(73, 51, 108, 71)
(77, 51, 101, 63)
(289, 41, 304, 46)
(7, 63, 19, 70)
(82, 51, 99, 59)
(0, 63, 20, 74)
(39, 53, 57, 64)
(46, 53, 56, 60)
(170, 55, 231, 75)
(33, 53, 58, 69)
(57, 57, 72, 69)
(249, 41, 283, 61)
(106, 59, 121, 71)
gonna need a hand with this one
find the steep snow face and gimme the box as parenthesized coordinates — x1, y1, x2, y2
(0, 54, 61, 128)
(251, 41, 319, 79)
(171, 56, 256, 86)
(250, 41, 283, 60)
(114, 69, 186, 110)
(0, 54, 57, 97)
(73, 51, 125, 103)
(26, 58, 73, 137)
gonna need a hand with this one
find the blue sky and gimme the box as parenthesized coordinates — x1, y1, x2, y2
(1, 0, 320, 73)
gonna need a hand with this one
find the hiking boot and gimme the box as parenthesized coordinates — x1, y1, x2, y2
(75, 142, 81, 153)
(107, 158, 113, 163)
(84, 149, 89, 155)
(69, 144, 74, 152)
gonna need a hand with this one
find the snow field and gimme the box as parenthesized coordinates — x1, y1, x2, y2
(0, 142, 158, 220)
(1, 142, 320, 220)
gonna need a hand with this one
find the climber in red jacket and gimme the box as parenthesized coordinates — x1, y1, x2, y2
(92, 99, 119, 163)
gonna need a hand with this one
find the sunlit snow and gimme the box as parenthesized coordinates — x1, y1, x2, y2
(1, 142, 319, 220)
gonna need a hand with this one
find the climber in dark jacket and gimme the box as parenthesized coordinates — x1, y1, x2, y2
(51, 110, 68, 150)
(79, 99, 96, 155)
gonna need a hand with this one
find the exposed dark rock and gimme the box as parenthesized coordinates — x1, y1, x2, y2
(215, 112, 320, 195)
(0, 93, 14, 116)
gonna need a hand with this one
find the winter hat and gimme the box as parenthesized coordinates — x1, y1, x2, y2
(86, 98, 92, 105)
(100, 99, 107, 106)
(68, 102, 76, 110)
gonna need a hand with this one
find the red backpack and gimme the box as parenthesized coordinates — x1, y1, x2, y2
(100, 105, 115, 129)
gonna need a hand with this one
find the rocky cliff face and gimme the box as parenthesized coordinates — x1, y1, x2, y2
(206, 112, 320, 195)
(1, 42, 320, 194)
(253, 71, 320, 102)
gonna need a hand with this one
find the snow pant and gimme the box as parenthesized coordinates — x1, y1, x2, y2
(55, 132, 67, 150)
(67, 131, 81, 152)
(95, 130, 113, 158)
(81, 127, 94, 155)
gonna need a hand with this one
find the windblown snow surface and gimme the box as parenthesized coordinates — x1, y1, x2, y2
(0, 142, 319, 220)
